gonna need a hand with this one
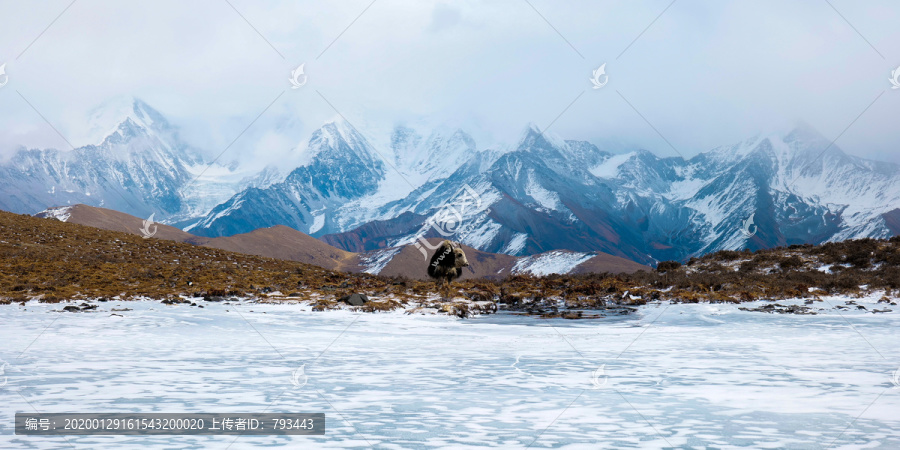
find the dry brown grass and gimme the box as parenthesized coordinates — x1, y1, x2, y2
(2, 210, 898, 311)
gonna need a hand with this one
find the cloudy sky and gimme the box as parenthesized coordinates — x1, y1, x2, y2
(0, 0, 898, 167)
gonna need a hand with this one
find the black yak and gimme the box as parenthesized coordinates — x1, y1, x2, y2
(427, 240, 471, 289)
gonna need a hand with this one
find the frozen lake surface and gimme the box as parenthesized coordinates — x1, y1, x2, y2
(1, 297, 899, 449)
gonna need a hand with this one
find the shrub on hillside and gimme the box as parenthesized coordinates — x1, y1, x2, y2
(739, 260, 759, 273)
(656, 261, 681, 273)
(715, 250, 742, 261)
(778, 256, 804, 270)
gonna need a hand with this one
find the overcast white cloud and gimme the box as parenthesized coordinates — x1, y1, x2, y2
(0, 0, 898, 167)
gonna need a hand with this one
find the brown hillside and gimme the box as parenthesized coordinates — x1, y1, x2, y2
(204, 225, 361, 272)
(0, 209, 336, 300)
(37, 205, 650, 278)
(571, 252, 648, 274)
(5, 209, 900, 317)
(37, 205, 360, 271)
(36, 204, 197, 243)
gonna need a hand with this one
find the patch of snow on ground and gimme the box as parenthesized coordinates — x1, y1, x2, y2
(308, 213, 325, 234)
(589, 152, 633, 178)
(524, 172, 563, 212)
(38, 206, 73, 222)
(665, 176, 707, 201)
(360, 247, 402, 274)
(458, 216, 502, 250)
(502, 233, 529, 255)
(185, 197, 245, 232)
(512, 250, 593, 276)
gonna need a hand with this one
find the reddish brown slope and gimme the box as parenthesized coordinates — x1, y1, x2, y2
(571, 253, 649, 274)
(36, 205, 199, 243)
(34, 205, 648, 278)
(36, 205, 360, 271)
(204, 225, 360, 272)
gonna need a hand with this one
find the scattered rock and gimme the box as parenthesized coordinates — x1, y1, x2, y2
(162, 298, 190, 305)
(465, 290, 494, 302)
(739, 303, 817, 315)
(339, 293, 369, 306)
(541, 311, 608, 319)
(62, 303, 97, 312)
(440, 302, 470, 318)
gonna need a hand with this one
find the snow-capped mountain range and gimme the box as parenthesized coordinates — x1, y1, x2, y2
(0, 98, 274, 224)
(4, 98, 899, 264)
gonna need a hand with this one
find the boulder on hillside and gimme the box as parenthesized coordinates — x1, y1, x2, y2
(339, 293, 369, 306)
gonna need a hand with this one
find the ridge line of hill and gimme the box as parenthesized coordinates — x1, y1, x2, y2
(33, 204, 650, 278)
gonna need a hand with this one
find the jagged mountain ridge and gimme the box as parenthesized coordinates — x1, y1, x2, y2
(3, 97, 898, 264)
(193, 120, 900, 264)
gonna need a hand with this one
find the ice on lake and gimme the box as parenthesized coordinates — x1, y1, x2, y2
(1, 296, 899, 449)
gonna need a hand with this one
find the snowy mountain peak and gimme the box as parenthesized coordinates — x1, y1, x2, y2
(515, 123, 567, 154)
(389, 125, 423, 166)
(780, 123, 843, 161)
(84, 97, 171, 147)
(313, 120, 374, 156)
